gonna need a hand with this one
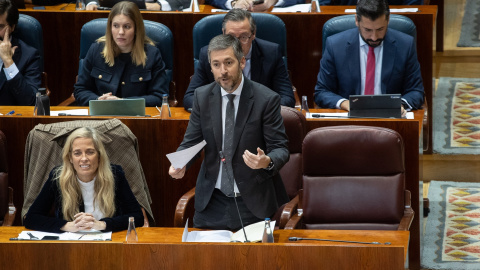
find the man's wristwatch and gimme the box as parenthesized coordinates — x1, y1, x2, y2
(265, 160, 274, 171)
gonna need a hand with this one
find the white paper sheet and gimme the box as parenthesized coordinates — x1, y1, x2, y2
(50, 109, 89, 116)
(16, 230, 112, 241)
(212, 9, 229, 12)
(272, 4, 311, 13)
(345, 8, 418, 13)
(182, 220, 275, 243)
(166, 140, 207, 169)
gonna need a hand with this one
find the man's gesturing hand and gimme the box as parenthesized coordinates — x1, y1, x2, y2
(243, 147, 271, 169)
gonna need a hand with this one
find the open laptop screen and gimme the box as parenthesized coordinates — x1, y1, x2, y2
(89, 98, 146, 116)
(349, 94, 402, 119)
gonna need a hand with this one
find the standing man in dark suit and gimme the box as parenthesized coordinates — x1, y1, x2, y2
(184, 9, 294, 110)
(170, 35, 289, 230)
(314, 0, 424, 115)
(0, 0, 41, 106)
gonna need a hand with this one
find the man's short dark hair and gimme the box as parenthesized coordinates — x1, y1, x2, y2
(222, 9, 256, 35)
(356, 0, 390, 22)
(0, 0, 19, 27)
(208, 34, 244, 64)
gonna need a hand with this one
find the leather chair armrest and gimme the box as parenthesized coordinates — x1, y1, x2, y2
(2, 187, 16, 226)
(58, 94, 76, 106)
(174, 187, 196, 227)
(293, 86, 300, 109)
(141, 208, 149, 227)
(398, 190, 414, 231)
(422, 99, 429, 152)
(284, 212, 302, 230)
(284, 190, 303, 230)
(42, 72, 51, 97)
(169, 81, 178, 107)
(278, 194, 299, 229)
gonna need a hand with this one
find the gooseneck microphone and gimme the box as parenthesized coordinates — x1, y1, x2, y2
(289, 237, 391, 245)
(219, 151, 249, 243)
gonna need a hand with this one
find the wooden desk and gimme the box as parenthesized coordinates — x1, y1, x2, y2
(0, 106, 422, 268)
(18, 5, 435, 154)
(0, 226, 409, 269)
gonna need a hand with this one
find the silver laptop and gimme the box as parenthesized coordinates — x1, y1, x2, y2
(89, 99, 146, 116)
(349, 94, 402, 119)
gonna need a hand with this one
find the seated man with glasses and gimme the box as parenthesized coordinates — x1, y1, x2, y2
(183, 9, 295, 110)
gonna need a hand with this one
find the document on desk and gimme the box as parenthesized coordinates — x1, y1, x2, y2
(166, 140, 206, 169)
(272, 4, 312, 13)
(50, 109, 89, 116)
(212, 9, 228, 12)
(15, 230, 112, 241)
(345, 8, 418, 13)
(182, 219, 275, 243)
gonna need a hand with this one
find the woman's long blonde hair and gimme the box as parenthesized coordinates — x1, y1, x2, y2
(98, 1, 155, 67)
(55, 127, 116, 221)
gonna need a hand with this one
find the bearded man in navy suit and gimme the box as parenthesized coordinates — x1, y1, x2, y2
(314, 0, 424, 116)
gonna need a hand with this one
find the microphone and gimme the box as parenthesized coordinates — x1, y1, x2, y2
(288, 237, 390, 245)
(219, 151, 249, 243)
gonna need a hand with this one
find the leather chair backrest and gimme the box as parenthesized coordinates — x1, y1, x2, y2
(78, 19, 174, 93)
(279, 106, 306, 199)
(13, 14, 44, 73)
(322, 14, 417, 54)
(193, 13, 288, 70)
(0, 130, 8, 224)
(302, 126, 405, 230)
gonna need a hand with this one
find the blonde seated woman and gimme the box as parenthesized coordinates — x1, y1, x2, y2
(74, 1, 169, 107)
(24, 127, 144, 233)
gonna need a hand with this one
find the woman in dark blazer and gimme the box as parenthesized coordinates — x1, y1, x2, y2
(74, 1, 168, 107)
(24, 127, 144, 233)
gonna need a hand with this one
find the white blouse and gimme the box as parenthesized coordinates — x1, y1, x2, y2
(77, 176, 104, 220)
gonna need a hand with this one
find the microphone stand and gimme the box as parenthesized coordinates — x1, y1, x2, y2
(220, 151, 249, 243)
(289, 237, 391, 245)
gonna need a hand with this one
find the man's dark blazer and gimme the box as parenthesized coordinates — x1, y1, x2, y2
(205, 0, 304, 10)
(178, 78, 290, 219)
(0, 37, 41, 106)
(183, 38, 295, 110)
(318, 0, 423, 4)
(74, 42, 169, 107)
(314, 28, 424, 109)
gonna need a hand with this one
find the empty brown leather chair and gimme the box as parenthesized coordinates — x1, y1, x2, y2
(272, 106, 306, 228)
(0, 130, 16, 226)
(285, 126, 414, 231)
(174, 106, 307, 228)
